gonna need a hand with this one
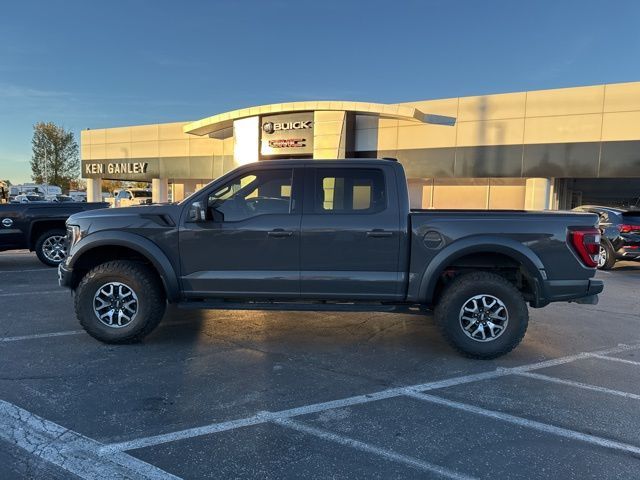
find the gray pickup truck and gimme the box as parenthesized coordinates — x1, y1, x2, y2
(0, 201, 108, 266)
(59, 159, 603, 358)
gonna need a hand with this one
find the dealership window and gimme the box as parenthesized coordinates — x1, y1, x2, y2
(207, 169, 293, 222)
(314, 169, 385, 213)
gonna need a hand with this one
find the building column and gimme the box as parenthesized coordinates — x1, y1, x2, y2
(313, 111, 347, 159)
(86, 177, 102, 202)
(525, 178, 551, 210)
(152, 178, 169, 203)
(547, 178, 558, 210)
(233, 116, 259, 166)
(182, 180, 199, 198)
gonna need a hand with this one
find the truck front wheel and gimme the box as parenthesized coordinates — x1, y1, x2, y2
(35, 229, 68, 267)
(434, 271, 528, 359)
(74, 260, 166, 343)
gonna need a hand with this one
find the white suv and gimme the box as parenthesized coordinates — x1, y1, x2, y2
(115, 189, 152, 207)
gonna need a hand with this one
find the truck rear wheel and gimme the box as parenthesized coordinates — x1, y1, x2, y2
(35, 228, 67, 267)
(74, 260, 166, 343)
(434, 271, 528, 359)
(597, 239, 616, 270)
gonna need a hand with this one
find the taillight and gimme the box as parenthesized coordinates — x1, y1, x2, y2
(568, 227, 601, 268)
(619, 224, 640, 233)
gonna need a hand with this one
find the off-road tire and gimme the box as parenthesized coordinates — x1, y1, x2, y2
(35, 228, 67, 267)
(598, 239, 616, 270)
(74, 260, 166, 343)
(434, 271, 528, 359)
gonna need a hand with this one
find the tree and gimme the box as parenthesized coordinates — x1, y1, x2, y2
(102, 179, 125, 196)
(130, 181, 151, 189)
(30, 122, 79, 192)
(68, 178, 86, 191)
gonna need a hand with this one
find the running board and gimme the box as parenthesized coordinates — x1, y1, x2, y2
(178, 300, 425, 314)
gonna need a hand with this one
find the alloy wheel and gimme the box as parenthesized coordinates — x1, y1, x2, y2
(42, 235, 67, 263)
(93, 282, 139, 328)
(459, 294, 509, 342)
(598, 246, 606, 268)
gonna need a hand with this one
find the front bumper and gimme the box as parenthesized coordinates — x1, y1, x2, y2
(58, 263, 73, 289)
(532, 278, 604, 307)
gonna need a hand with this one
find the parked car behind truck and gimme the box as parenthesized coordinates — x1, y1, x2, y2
(114, 188, 152, 207)
(59, 159, 603, 358)
(573, 205, 640, 269)
(0, 201, 108, 266)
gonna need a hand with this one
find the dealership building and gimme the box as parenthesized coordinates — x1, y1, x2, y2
(81, 81, 640, 209)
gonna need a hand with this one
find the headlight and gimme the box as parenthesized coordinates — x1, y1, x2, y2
(67, 225, 82, 247)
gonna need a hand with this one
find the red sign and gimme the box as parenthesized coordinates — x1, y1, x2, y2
(268, 138, 307, 148)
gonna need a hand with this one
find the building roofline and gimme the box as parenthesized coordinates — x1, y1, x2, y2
(183, 100, 456, 136)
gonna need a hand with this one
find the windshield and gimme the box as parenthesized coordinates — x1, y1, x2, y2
(131, 190, 151, 198)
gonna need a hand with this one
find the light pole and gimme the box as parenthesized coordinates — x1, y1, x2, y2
(42, 135, 50, 196)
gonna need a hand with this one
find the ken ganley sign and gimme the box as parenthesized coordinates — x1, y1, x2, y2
(260, 112, 313, 156)
(84, 161, 148, 176)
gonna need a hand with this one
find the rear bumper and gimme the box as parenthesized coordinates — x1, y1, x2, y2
(615, 246, 640, 260)
(532, 278, 604, 307)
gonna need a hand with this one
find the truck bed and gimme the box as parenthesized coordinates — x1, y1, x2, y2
(406, 208, 600, 304)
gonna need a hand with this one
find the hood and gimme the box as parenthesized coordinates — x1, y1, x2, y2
(68, 203, 182, 226)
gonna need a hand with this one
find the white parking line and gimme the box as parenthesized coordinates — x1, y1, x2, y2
(100, 414, 268, 454)
(0, 318, 206, 344)
(591, 354, 640, 367)
(516, 371, 640, 400)
(0, 268, 54, 273)
(100, 343, 640, 453)
(0, 330, 85, 343)
(0, 399, 180, 480)
(273, 417, 476, 480)
(0, 290, 64, 297)
(405, 391, 640, 457)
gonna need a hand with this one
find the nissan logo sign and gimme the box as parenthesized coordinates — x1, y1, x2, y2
(262, 120, 312, 134)
(1, 218, 13, 228)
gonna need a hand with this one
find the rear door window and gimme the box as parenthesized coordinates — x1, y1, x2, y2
(313, 168, 386, 214)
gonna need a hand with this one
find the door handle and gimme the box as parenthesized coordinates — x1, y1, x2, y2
(366, 230, 393, 238)
(268, 229, 293, 238)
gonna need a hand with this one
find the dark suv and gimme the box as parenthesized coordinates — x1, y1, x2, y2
(573, 205, 640, 269)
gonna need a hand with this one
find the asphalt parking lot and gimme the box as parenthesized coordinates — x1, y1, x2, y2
(1, 251, 640, 479)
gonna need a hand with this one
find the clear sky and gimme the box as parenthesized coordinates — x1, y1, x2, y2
(1, 0, 639, 183)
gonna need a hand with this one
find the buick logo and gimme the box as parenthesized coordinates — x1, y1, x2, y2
(262, 120, 312, 134)
(263, 122, 275, 134)
(1, 218, 13, 228)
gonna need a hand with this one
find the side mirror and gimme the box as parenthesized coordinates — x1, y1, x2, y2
(187, 201, 206, 222)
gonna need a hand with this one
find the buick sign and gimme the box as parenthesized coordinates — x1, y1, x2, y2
(260, 112, 314, 156)
(262, 120, 312, 134)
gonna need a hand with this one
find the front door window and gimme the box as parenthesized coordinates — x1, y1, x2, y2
(208, 169, 293, 222)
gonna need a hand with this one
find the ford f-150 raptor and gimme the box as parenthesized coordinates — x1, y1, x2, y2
(59, 159, 603, 358)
